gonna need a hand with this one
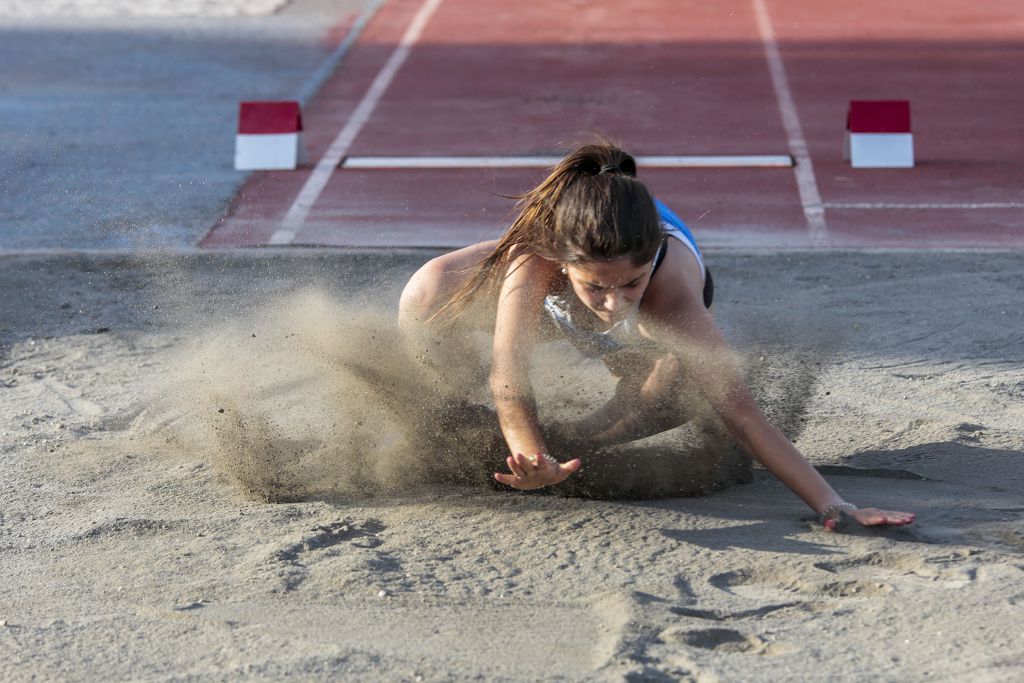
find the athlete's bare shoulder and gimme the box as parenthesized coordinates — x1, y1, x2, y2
(642, 237, 706, 318)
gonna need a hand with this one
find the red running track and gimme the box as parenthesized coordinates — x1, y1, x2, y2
(203, 0, 1024, 250)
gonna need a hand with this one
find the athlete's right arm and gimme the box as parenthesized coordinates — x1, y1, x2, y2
(490, 249, 550, 455)
(490, 250, 581, 489)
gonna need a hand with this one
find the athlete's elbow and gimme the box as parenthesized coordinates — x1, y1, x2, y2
(716, 394, 769, 446)
(726, 414, 786, 464)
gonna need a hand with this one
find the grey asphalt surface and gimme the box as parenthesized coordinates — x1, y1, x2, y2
(0, 0, 373, 251)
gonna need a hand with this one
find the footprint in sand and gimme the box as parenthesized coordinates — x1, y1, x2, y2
(256, 518, 389, 592)
(77, 517, 179, 540)
(659, 626, 796, 656)
(815, 550, 980, 589)
(710, 551, 982, 603)
(709, 565, 893, 601)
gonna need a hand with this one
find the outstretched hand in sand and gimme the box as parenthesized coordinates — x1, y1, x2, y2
(494, 452, 582, 490)
(828, 507, 916, 531)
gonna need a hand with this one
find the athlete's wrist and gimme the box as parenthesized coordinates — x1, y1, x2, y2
(819, 502, 858, 528)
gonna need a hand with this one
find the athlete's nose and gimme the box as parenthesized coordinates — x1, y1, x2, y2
(604, 291, 627, 313)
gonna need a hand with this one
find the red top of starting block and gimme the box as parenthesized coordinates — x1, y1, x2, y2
(847, 100, 911, 133)
(238, 101, 303, 134)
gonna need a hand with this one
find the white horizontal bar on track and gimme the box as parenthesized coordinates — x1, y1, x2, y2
(340, 154, 795, 169)
(824, 202, 1024, 210)
(640, 155, 794, 168)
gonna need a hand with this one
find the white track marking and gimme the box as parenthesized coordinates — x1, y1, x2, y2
(296, 0, 386, 106)
(341, 154, 794, 169)
(273, 0, 445, 245)
(825, 202, 1024, 210)
(752, 0, 827, 243)
(634, 155, 793, 168)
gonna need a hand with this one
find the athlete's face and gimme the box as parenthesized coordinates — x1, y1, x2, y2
(563, 257, 655, 324)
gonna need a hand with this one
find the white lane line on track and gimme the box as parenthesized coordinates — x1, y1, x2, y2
(342, 155, 796, 169)
(273, 0, 445, 246)
(752, 0, 827, 243)
(824, 202, 1024, 210)
(295, 0, 386, 107)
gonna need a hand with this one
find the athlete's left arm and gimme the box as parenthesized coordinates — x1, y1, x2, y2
(641, 251, 914, 528)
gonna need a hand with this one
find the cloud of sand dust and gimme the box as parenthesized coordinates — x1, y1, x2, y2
(133, 288, 822, 502)
(136, 289, 486, 501)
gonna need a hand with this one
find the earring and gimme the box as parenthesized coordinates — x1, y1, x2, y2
(561, 267, 567, 274)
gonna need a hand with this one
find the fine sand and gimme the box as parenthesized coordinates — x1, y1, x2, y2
(1, 249, 1022, 681)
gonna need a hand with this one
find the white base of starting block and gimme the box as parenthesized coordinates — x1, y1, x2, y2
(235, 133, 305, 170)
(844, 132, 914, 168)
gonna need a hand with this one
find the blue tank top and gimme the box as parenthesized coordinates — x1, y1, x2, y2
(654, 198, 705, 279)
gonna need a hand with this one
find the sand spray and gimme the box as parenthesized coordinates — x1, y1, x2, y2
(122, 280, 825, 501)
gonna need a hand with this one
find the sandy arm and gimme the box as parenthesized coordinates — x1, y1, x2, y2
(641, 272, 912, 526)
(642, 290, 847, 515)
(489, 251, 582, 488)
(489, 251, 550, 456)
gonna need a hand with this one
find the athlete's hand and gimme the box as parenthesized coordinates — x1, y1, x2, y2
(494, 452, 581, 490)
(825, 508, 916, 531)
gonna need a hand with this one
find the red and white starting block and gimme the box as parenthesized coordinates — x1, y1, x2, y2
(843, 100, 914, 168)
(234, 101, 306, 170)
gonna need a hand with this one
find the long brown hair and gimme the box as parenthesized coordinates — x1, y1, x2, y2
(432, 141, 664, 323)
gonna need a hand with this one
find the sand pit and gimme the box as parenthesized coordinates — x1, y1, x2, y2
(1, 250, 1022, 680)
